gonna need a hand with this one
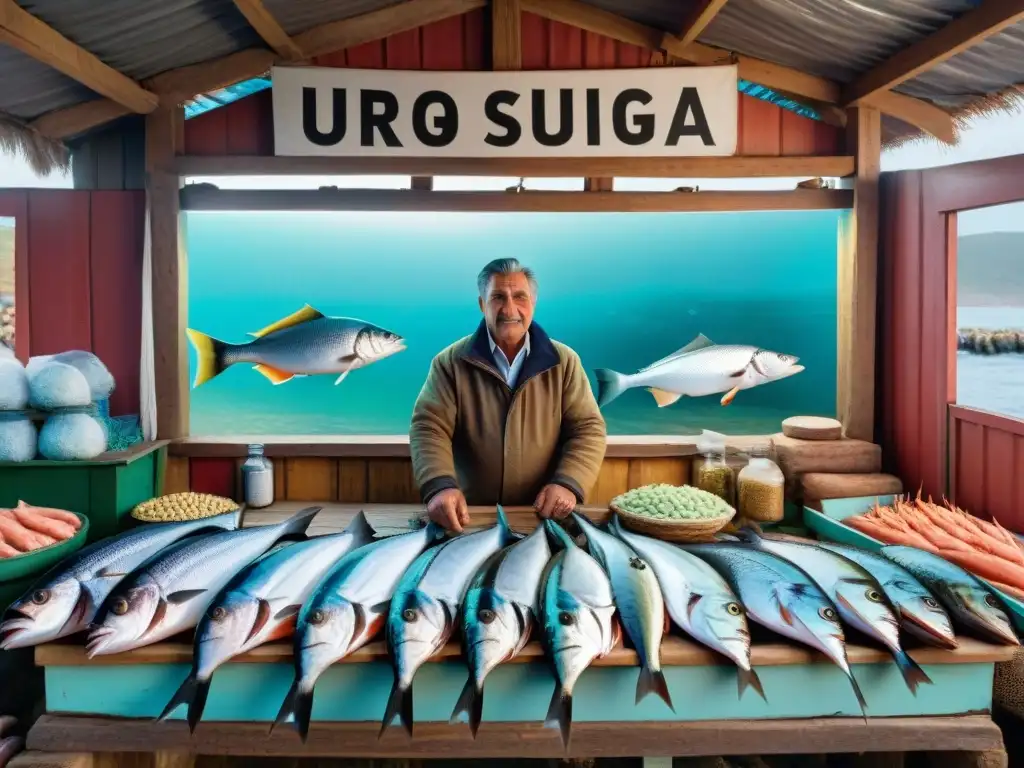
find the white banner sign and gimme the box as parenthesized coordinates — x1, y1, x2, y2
(271, 65, 738, 158)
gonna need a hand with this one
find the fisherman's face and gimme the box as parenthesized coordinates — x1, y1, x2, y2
(479, 272, 534, 349)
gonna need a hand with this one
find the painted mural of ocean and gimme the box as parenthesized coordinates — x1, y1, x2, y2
(186, 210, 841, 436)
(957, 306, 1024, 420)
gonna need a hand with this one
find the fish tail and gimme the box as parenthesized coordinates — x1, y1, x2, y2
(636, 666, 674, 712)
(737, 666, 767, 702)
(495, 503, 515, 544)
(543, 518, 576, 551)
(157, 672, 210, 734)
(379, 678, 413, 739)
(185, 328, 232, 388)
(280, 505, 322, 539)
(449, 677, 484, 738)
(846, 670, 869, 721)
(594, 368, 630, 408)
(893, 648, 932, 694)
(544, 684, 573, 750)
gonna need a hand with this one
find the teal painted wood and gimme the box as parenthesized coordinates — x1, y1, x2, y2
(45, 659, 994, 724)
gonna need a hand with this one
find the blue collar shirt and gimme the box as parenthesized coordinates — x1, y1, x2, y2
(488, 330, 530, 389)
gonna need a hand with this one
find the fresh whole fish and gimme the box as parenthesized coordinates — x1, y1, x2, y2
(186, 303, 405, 388)
(594, 334, 803, 409)
(541, 519, 620, 749)
(683, 542, 867, 714)
(158, 512, 377, 733)
(738, 530, 930, 694)
(0, 509, 242, 650)
(86, 506, 320, 657)
(881, 545, 1020, 646)
(274, 522, 445, 742)
(572, 513, 672, 711)
(609, 516, 763, 700)
(380, 505, 518, 737)
(818, 541, 957, 650)
(450, 522, 552, 738)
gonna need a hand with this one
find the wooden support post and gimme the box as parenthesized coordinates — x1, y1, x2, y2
(491, 0, 521, 70)
(146, 107, 189, 440)
(837, 106, 880, 441)
(584, 177, 614, 192)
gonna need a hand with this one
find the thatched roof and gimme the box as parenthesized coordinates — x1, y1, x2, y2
(2, 0, 1023, 175)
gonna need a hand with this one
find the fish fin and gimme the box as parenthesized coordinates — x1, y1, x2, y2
(776, 596, 794, 626)
(638, 334, 716, 372)
(157, 672, 211, 735)
(686, 593, 703, 620)
(337, 353, 359, 364)
(144, 598, 169, 639)
(495, 504, 516, 543)
(610, 616, 623, 649)
(647, 387, 683, 408)
(243, 599, 273, 645)
(544, 685, 572, 750)
(593, 368, 630, 408)
(186, 329, 232, 388)
(636, 667, 674, 712)
(733, 526, 764, 545)
(543, 519, 576, 551)
(250, 304, 325, 339)
(273, 603, 302, 621)
(847, 670, 869, 720)
(343, 509, 377, 545)
(61, 589, 92, 635)
(893, 648, 932, 694)
(96, 568, 129, 578)
(721, 386, 741, 406)
(738, 667, 767, 702)
(379, 678, 413, 739)
(253, 364, 295, 385)
(449, 677, 484, 738)
(334, 366, 356, 386)
(166, 589, 207, 605)
(280, 506, 322, 538)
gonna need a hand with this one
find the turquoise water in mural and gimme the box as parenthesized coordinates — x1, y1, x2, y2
(186, 210, 840, 436)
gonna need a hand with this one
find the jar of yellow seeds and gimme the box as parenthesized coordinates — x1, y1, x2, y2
(736, 443, 785, 523)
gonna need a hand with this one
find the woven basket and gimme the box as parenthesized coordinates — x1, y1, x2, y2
(611, 502, 735, 543)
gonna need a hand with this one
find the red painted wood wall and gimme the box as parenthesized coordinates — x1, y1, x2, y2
(949, 407, 1024, 531)
(0, 189, 144, 416)
(184, 11, 841, 157)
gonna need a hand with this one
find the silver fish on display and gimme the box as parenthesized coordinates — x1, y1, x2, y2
(881, 545, 1020, 647)
(158, 512, 377, 733)
(572, 513, 672, 711)
(450, 522, 552, 737)
(86, 506, 321, 657)
(540, 519, 619, 749)
(274, 522, 445, 741)
(0, 509, 242, 650)
(609, 516, 763, 700)
(817, 541, 957, 650)
(186, 303, 405, 388)
(380, 506, 519, 737)
(684, 542, 867, 715)
(739, 530, 931, 694)
(594, 334, 804, 408)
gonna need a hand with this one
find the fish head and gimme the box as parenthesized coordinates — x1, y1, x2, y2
(387, 589, 453, 687)
(463, 587, 527, 685)
(949, 583, 1019, 646)
(782, 585, 850, 671)
(888, 580, 957, 649)
(0, 575, 86, 649)
(194, 591, 260, 676)
(295, 593, 365, 691)
(751, 350, 804, 381)
(690, 592, 752, 670)
(544, 587, 610, 696)
(355, 326, 406, 363)
(833, 579, 901, 650)
(86, 579, 162, 656)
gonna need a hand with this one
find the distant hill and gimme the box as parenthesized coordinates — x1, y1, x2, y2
(958, 231, 1024, 307)
(0, 224, 12, 297)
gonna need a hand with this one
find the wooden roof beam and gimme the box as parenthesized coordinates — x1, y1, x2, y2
(843, 1, 1024, 105)
(676, 0, 730, 48)
(0, 0, 158, 114)
(231, 0, 304, 60)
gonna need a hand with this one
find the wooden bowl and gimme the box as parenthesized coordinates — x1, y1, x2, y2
(610, 502, 735, 543)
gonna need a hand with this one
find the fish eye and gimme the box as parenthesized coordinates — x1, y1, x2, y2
(866, 589, 884, 603)
(402, 608, 418, 623)
(558, 611, 575, 626)
(209, 607, 227, 621)
(31, 590, 50, 605)
(923, 597, 940, 609)
(111, 598, 130, 616)
(726, 603, 742, 616)
(819, 606, 837, 622)
(479, 609, 496, 624)
(985, 594, 1000, 608)
(310, 610, 326, 626)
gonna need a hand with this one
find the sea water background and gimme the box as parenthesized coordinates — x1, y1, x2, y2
(957, 306, 1024, 420)
(186, 210, 841, 436)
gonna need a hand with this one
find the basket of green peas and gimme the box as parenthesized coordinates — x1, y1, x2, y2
(610, 483, 736, 542)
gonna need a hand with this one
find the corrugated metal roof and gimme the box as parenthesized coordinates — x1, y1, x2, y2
(0, 44, 95, 119)
(577, 0, 688, 34)
(262, 0, 405, 37)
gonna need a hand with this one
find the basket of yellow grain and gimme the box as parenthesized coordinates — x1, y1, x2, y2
(132, 492, 241, 523)
(610, 483, 736, 542)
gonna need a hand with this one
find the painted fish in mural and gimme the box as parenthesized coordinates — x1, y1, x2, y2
(450, 522, 552, 738)
(540, 519, 620, 749)
(609, 516, 763, 700)
(817, 541, 957, 650)
(737, 529, 931, 694)
(881, 545, 1020, 646)
(572, 513, 672, 711)
(0, 509, 242, 650)
(593, 334, 803, 408)
(683, 542, 867, 715)
(380, 506, 519, 737)
(274, 522, 444, 742)
(158, 513, 376, 733)
(85, 507, 320, 657)
(185, 304, 406, 388)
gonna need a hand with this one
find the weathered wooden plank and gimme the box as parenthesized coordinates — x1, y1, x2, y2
(367, 459, 419, 503)
(284, 458, 338, 501)
(337, 458, 368, 502)
(627, 458, 690, 489)
(161, 456, 190, 495)
(589, 458, 630, 504)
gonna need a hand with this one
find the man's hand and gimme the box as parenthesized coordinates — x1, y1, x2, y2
(426, 488, 470, 533)
(534, 484, 577, 520)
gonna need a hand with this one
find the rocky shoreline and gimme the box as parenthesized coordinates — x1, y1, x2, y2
(958, 327, 1024, 355)
(0, 297, 13, 354)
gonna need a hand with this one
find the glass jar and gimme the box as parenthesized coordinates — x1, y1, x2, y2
(737, 444, 785, 523)
(694, 429, 735, 506)
(241, 443, 275, 508)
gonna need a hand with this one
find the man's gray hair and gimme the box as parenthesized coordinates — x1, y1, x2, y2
(477, 258, 537, 298)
